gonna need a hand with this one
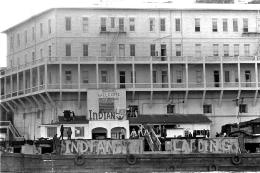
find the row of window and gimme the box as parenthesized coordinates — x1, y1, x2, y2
(62, 68, 251, 86)
(64, 43, 251, 57)
(10, 17, 250, 50)
(9, 43, 251, 66)
(128, 103, 248, 118)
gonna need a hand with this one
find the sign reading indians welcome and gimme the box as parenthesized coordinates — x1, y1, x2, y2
(165, 138, 240, 154)
(61, 139, 143, 155)
(87, 89, 126, 121)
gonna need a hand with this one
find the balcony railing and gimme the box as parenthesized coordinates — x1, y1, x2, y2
(2, 81, 260, 101)
(2, 56, 260, 76)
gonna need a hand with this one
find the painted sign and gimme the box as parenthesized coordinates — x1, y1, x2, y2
(61, 139, 143, 155)
(165, 138, 240, 154)
(87, 89, 126, 121)
(89, 109, 125, 121)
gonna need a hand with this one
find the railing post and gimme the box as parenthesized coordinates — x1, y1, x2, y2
(255, 56, 258, 88)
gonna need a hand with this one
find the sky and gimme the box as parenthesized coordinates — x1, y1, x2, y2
(0, 0, 193, 68)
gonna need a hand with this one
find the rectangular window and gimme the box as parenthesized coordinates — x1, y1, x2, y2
(47, 127, 57, 138)
(17, 33, 20, 48)
(203, 104, 212, 114)
(239, 104, 248, 113)
(111, 17, 115, 28)
(150, 44, 156, 56)
(101, 44, 106, 56)
(130, 44, 135, 56)
(176, 70, 183, 83)
(101, 17, 106, 31)
(82, 17, 88, 32)
(223, 44, 229, 56)
(195, 18, 200, 32)
(119, 44, 125, 56)
(212, 18, 218, 32)
(244, 44, 250, 56)
(75, 127, 84, 137)
(32, 26, 35, 41)
(65, 70, 72, 81)
(40, 23, 43, 37)
(48, 19, 51, 34)
(223, 18, 228, 32)
(153, 71, 157, 83)
(234, 44, 239, 56)
(233, 18, 238, 32)
(101, 70, 108, 83)
(196, 70, 202, 84)
(224, 71, 230, 82)
(160, 18, 166, 31)
(176, 44, 182, 56)
(65, 17, 71, 31)
(119, 18, 124, 32)
(167, 104, 175, 114)
(213, 44, 219, 56)
(24, 30, 27, 44)
(195, 44, 201, 57)
(175, 18, 181, 32)
(243, 18, 248, 32)
(65, 44, 71, 56)
(48, 45, 51, 57)
(129, 17, 135, 31)
(149, 18, 155, 31)
(83, 44, 88, 56)
(82, 70, 88, 83)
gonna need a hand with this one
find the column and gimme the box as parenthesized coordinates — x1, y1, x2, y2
(238, 59, 241, 88)
(185, 63, 188, 89)
(59, 64, 62, 89)
(78, 63, 81, 89)
(132, 63, 135, 88)
(30, 68, 32, 92)
(10, 75, 13, 96)
(255, 57, 258, 88)
(23, 71, 25, 93)
(45, 64, 48, 89)
(220, 57, 224, 88)
(96, 64, 99, 89)
(150, 63, 153, 89)
(168, 63, 171, 89)
(17, 72, 19, 94)
(203, 57, 206, 89)
(37, 66, 40, 89)
(114, 64, 117, 88)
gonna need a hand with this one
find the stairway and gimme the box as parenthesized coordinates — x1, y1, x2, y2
(143, 125, 161, 151)
(0, 121, 24, 141)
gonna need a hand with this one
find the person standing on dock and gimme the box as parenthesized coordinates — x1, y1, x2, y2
(67, 127, 72, 140)
(60, 124, 64, 140)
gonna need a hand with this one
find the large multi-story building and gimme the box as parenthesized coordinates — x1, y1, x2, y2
(0, 4, 260, 140)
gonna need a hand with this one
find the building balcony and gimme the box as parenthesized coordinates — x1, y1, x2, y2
(1, 81, 259, 102)
(1, 56, 259, 77)
(99, 26, 127, 33)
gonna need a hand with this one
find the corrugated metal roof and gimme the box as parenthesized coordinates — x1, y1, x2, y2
(129, 114, 212, 124)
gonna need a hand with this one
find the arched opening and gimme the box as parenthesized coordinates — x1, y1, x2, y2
(92, 127, 107, 140)
(111, 127, 126, 139)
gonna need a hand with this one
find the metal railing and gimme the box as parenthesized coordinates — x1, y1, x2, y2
(2, 55, 260, 76)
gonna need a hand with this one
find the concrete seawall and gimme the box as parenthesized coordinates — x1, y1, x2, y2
(1, 152, 260, 172)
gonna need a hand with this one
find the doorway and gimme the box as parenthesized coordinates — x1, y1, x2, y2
(214, 70, 220, 87)
(120, 71, 125, 88)
(162, 71, 168, 88)
(161, 44, 167, 61)
(245, 70, 251, 87)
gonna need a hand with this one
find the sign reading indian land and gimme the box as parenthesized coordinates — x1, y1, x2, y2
(61, 139, 143, 155)
(165, 138, 240, 154)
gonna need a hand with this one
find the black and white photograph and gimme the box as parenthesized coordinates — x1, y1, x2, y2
(1, 0, 260, 172)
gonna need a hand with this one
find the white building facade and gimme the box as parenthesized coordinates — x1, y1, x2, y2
(0, 5, 260, 140)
